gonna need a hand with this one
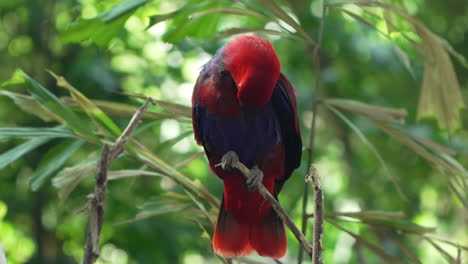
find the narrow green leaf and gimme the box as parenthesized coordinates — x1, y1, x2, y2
(157, 131, 193, 154)
(0, 69, 24, 88)
(216, 27, 300, 40)
(107, 170, 165, 181)
(325, 98, 407, 123)
(365, 219, 435, 234)
(62, 97, 176, 120)
(424, 238, 456, 264)
(173, 151, 204, 169)
(49, 71, 121, 137)
(52, 157, 97, 202)
(326, 104, 407, 200)
(326, 211, 405, 221)
(29, 140, 84, 191)
(21, 71, 96, 139)
(155, 100, 191, 118)
(0, 137, 52, 170)
(328, 220, 405, 264)
(0, 91, 60, 122)
(0, 126, 76, 140)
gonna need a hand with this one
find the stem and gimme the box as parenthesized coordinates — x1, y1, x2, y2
(298, 1, 326, 263)
(82, 98, 156, 264)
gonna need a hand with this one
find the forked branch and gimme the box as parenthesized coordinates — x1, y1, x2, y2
(82, 98, 156, 264)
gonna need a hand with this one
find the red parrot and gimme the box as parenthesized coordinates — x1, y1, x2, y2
(192, 35, 302, 258)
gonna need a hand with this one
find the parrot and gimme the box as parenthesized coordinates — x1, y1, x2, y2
(191, 35, 302, 259)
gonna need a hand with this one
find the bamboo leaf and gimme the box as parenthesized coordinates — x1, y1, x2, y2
(52, 158, 96, 201)
(330, 1, 466, 132)
(325, 98, 407, 123)
(0, 68, 24, 88)
(157, 131, 193, 154)
(215, 27, 300, 40)
(107, 170, 165, 181)
(424, 238, 456, 264)
(366, 219, 435, 234)
(0, 126, 76, 140)
(0, 137, 52, 170)
(173, 151, 204, 169)
(49, 71, 122, 137)
(120, 93, 191, 118)
(20, 71, 96, 139)
(326, 211, 405, 221)
(61, 97, 177, 120)
(328, 220, 405, 264)
(1, 89, 63, 123)
(326, 104, 407, 200)
(30, 140, 84, 191)
(416, 27, 465, 133)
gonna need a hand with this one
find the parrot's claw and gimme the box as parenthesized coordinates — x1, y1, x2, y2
(246, 166, 263, 191)
(219, 151, 239, 171)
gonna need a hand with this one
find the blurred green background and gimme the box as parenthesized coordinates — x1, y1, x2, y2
(0, 0, 467, 263)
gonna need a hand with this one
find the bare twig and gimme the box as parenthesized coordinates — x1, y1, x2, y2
(221, 159, 313, 257)
(82, 98, 156, 264)
(306, 165, 324, 264)
(299, 1, 327, 264)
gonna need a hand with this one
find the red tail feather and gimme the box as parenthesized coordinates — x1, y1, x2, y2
(250, 210, 287, 258)
(213, 198, 287, 259)
(213, 199, 253, 257)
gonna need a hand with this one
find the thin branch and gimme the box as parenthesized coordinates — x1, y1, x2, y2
(306, 165, 324, 264)
(82, 98, 156, 264)
(223, 159, 313, 257)
(299, 1, 327, 264)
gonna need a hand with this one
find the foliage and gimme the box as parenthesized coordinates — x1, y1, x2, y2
(0, 0, 467, 263)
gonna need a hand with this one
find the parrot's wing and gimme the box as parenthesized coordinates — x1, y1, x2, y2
(271, 73, 303, 194)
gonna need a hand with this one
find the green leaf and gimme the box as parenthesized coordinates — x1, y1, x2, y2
(216, 27, 299, 40)
(326, 211, 405, 221)
(52, 157, 97, 202)
(0, 69, 24, 88)
(21, 71, 96, 139)
(326, 104, 407, 200)
(325, 98, 407, 123)
(147, 2, 216, 29)
(163, 12, 222, 43)
(0, 137, 52, 170)
(155, 100, 191, 118)
(49, 71, 121, 137)
(30, 139, 84, 191)
(61, 97, 177, 120)
(107, 170, 165, 181)
(0, 91, 60, 122)
(157, 131, 193, 154)
(60, 0, 150, 46)
(328, 220, 405, 264)
(0, 126, 76, 140)
(416, 27, 466, 133)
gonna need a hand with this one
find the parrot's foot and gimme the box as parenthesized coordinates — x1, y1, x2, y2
(218, 151, 239, 171)
(246, 166, 263, 191)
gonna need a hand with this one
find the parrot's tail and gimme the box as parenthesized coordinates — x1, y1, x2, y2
(250, 209, 287, 258)
(212, 198, 287, 259)
(213, 198, 253, 257)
